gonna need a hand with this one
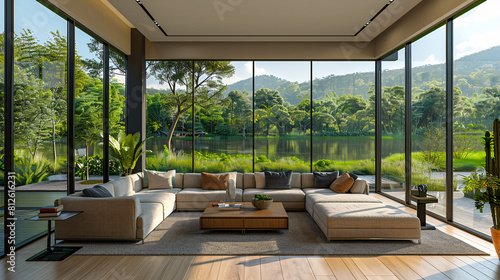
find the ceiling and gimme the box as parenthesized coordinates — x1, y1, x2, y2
(106, 0, 421, 42)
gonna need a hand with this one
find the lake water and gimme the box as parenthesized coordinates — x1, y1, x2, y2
(147, 136, 411, 162)
(31, 135, 415, 163)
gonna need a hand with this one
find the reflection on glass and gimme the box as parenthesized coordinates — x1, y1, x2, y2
(381, 49, 406, 197)
(312, 62, 375, 188)
(13, 0, 67, 248)
(452, 0, 500, 236)
(411, 25, 446, 218)
(254, 62, 310, 172)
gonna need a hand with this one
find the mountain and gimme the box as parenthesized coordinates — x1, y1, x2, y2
(147, 46, 500, 104)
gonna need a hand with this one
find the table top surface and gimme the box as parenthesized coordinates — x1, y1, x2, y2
(410, 194, 439, 203)
(25, 211, 83, 221)
(201, 202, 288, 218)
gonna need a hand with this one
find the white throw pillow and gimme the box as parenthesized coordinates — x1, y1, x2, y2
(147, 170, 175, 189)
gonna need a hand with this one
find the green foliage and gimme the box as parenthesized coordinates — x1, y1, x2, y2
(254, 194, 272, 201)
(110, 131, 151, 176)
(75, 155, 121, 179)
(14, 155, 51, 186)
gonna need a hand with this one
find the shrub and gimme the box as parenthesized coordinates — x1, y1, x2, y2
(76, 155, 121, 179)
(14, 155, 51, 185)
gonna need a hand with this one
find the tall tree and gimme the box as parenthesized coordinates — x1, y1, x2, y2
(149, 61, 235, 150)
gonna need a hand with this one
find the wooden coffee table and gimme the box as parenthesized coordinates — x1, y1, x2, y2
(200, 202, 289, 232)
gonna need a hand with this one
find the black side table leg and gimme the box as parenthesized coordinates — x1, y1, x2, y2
(47, 220, 52, 251)
(417, 202, 436, 230)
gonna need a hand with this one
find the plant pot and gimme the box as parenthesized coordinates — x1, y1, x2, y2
(251, 198, 273, 210)
(491, 227, 500, 258)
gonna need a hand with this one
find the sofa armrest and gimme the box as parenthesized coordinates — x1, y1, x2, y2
(55, 196, 142, 240)
(350, 179, 369, 195)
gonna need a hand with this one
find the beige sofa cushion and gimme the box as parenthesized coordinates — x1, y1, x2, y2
(111, 177, 133, 197)
(350, 179, 369, 194)
(255, 172, 265, 188)
(242, 188, 305, 202)
(301, 173, 314, 189)
(306, 192, 382, 216)
(176, 188, 243, 202)
(244, 173, 256, 189)
(175, 173, 184, 189)
(314, 203, 420, 229)
(136, 202, 164, 239)
(291, 173, 301, 188)
(131, 190, 178, 212)
(302, 188, 334, 195)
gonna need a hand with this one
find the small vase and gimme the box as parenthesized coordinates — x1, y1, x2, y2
(491, 227, 500, 258)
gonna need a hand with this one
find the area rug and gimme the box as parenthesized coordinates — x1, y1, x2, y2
(65, 212, 488, 256)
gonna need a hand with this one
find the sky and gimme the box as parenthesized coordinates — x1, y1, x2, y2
(5, 0, 500, 89)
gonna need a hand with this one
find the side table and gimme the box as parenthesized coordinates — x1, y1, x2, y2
(410, 195, 438, 230)
(25, 211, 83, 261)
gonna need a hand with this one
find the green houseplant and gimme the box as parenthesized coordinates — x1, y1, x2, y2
(463, 120, 500, 256)
(109, 131, 151, 176)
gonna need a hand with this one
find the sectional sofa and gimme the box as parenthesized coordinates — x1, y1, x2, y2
(55, 172, 421, 243)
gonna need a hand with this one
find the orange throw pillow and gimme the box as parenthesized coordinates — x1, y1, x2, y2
(201, 172, 230, 190)
(330, 173, 355, 193)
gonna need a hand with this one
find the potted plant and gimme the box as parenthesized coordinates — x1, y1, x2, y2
(463, 125, 500, 256)
(252, 194, 273, 210)
(109, 131, 151, 176)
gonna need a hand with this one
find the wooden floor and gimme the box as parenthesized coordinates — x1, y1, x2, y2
(2, 194, 500, 280)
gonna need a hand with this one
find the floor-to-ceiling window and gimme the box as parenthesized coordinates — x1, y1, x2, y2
(109, 48, 126, 177)
(452, 0, 500, 237)
(254, 62, 310, 172)
(75, 27, 104, 186)
(13, 0, 68, 246)
(380, 49, 406, 198)
(193, 61, 253, 173)
(146, 61, 193, 173)
(411, 25, 447, 217)
(312, 62, 375, 187)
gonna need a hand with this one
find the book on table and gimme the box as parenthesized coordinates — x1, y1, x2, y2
(39, 205, 64, 213)
(38, 211, 62, 217)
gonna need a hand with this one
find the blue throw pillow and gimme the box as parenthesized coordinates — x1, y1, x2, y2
(82, 185, 113, 197)
(264, 170, 292, 189)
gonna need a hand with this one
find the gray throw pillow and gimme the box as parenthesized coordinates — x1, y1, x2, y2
(313, 171, 339, 188)
(264, 170, 292, 189)
(346, 172, 358, 181)
(82, 185, 113, 197)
